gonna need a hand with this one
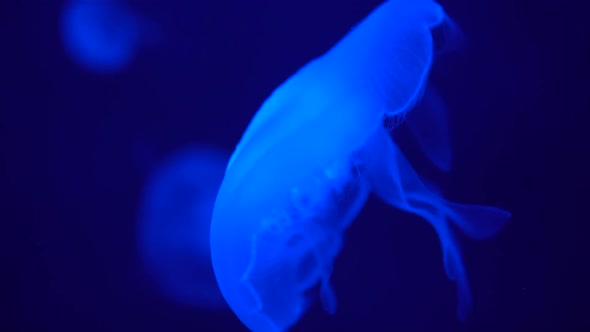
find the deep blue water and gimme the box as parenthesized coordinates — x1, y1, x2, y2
(1, 0, 587, 331)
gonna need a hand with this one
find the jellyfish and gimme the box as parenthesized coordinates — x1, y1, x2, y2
(136, 145, 228, 309)
(60, 0, 158, 74)
(210, 1, 510, 331)
(402, 84, 452, 172)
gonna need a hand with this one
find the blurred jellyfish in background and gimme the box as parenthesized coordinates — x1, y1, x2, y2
(136, 145, 229, 310)
(209, 0, 511, 331)
(60, 0, 159, 74)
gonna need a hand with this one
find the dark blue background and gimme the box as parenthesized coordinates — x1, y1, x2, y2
(2, 0, 587, 331)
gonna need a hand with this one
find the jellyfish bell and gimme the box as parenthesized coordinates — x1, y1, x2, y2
(225, 0, 451, 176)
(60, 0, 160, 74)
(136, 144, 229, 309)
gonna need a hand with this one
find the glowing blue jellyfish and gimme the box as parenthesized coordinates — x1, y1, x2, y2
(60, 0, 158, 74)
(210, 1, 510, 331)
(137, 145, 228, 309)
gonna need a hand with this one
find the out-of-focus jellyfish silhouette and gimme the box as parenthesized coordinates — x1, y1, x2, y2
(210, 1, 511, 331)
(60, 0, 158, 74)
(137, 145, 228, 309)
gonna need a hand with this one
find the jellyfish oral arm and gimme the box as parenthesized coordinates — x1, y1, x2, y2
(403, 84, 453, 172)
(365, 128, 510, 320)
